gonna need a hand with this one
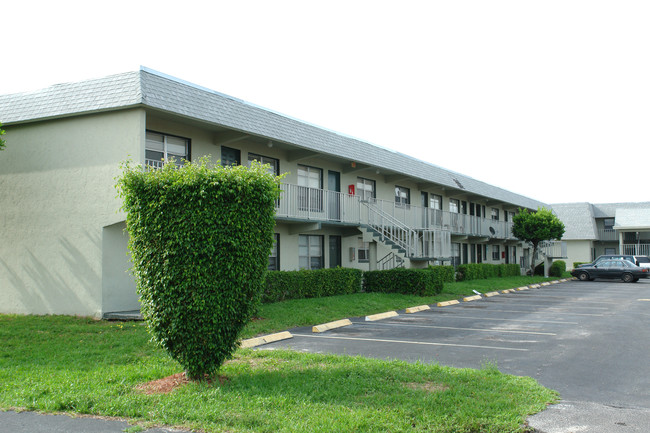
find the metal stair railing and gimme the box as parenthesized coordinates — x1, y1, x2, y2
(362, 201, 420, 257)
(378, 252, 405, 270)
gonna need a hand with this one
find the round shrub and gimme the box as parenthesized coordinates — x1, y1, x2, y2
(117, 158, 281, 379)
(550, 260, 566, 277)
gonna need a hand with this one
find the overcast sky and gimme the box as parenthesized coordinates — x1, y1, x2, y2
(3, 1, 649, 205)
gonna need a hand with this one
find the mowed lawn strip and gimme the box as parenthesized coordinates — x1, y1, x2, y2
(244, 275, 561, 338)
(0, 315, 557, 433)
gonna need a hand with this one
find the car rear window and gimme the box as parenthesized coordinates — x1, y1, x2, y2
(636, 257, 650, 264)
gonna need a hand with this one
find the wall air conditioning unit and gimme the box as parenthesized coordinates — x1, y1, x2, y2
(358, 248, 369, 261)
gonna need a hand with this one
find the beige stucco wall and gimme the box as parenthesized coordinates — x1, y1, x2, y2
(0, 109, 144, 317)
(565, 240, 594, 269)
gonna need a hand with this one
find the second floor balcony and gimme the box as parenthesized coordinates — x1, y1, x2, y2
(275, 183, 516, 240)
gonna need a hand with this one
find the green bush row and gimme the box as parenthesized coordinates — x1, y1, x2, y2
(263, 268, 363, 303)
(362, 266, 455, 296)
(456, 263, 521, 281)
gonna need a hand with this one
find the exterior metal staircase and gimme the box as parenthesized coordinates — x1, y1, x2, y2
(361, 201, 451, 269)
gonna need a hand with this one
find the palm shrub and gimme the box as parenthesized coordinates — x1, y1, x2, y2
(116, 157, 281, 380)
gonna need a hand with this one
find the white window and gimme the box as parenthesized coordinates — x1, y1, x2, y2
(451, 243, 461, 267)
(299, 235, 323, 270)
(358, 240, 370, 263)
(395, 186, 410, 206)
(268, 234, 279, 271)
(492, 245, 500, 261)
(449, 199, 460, 213)
(145, 131, 189, 168)
(298, 165, 323, 212)
(357, 177, 376, 201)
(491, 208, 500, 221)
(430, 194, 442, 210)
(248, 153, 279, 176)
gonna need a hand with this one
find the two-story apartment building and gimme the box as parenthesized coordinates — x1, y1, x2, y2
(551, 202, 650, 267)
(0, 68, 547, 318)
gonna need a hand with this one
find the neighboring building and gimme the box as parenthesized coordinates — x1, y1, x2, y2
(0, 67, 547, 318)
(551, 202, 650, 268)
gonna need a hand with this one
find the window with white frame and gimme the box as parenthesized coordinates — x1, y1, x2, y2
(395, 186, 410, 206)
(268, 234, 279, 271)
(145, 131, 190, 169)
(297, 165, 323, 212)
(358, 239, 370, 262)
(492, 244, 500, 261)
(449, 198, 460, 213)
(357, 177, 376, 201)
(451, 242, 461, 267)
(491, 208, 499, 221)
(299, 235, 324, 270)
(248, 153, 279, 176)
(430, 194, 442, 210)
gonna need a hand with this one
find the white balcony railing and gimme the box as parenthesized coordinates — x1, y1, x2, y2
(539, 240, 567, 259)
(622, 244, 650, 256)
(275, 183, 516, 240)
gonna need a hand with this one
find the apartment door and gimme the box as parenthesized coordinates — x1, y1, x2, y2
(328, 171, 341, 221)
(504, 246, 509, 264)
(329, 235, 342, 268)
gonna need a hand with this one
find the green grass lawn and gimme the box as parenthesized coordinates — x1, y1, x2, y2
(0, 276, 561, 432)
(243, 275, 560, 338)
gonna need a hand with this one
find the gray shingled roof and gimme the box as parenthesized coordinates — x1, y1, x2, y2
(0, 67, 546, 210)
(614, 208, 650, 229)
(551, 203, 598, 240)
(592, 202, 650, 218)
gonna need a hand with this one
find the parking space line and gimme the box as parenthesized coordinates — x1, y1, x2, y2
(484, 303, 609, 311)
(488, 296, 614, 304)
(432, 315, 578, 325)
(358, 322, 556, 336)
(291, 333, 529, 351)
(455, 308, 605, 317)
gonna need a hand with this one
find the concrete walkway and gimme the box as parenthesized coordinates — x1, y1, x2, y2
(0, 410, 185, 433)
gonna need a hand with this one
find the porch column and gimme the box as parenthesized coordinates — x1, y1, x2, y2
(369, 241, 378, 271)
(619, 231, 624, 254)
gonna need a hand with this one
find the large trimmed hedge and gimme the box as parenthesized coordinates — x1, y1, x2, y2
(363, 266, 454, 296)
(116, 158, 281, 379)
(456, 263, 521, 281)
(263, 268, 363, 303)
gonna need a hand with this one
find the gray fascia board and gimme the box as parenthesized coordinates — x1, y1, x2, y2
(0, 67, 546, 210)
(138, 69, 545, 210)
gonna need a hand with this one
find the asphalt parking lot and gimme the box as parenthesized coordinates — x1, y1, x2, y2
(261, 279, 650, 433)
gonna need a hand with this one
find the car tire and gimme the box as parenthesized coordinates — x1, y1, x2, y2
(622, 273, 634, 283)
(578, 272, 590, 281)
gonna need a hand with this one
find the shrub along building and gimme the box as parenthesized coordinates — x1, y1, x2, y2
(0, 68, 548, 318)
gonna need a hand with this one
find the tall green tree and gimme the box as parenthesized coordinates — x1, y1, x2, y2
(511, 207, 565, 276)
(116, 157, 282, 380)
